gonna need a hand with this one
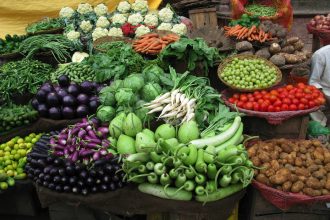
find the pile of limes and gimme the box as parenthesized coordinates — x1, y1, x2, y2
(0, 133, 41, 191)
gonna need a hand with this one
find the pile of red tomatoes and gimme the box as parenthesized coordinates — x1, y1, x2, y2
(228, 83, 326, 112)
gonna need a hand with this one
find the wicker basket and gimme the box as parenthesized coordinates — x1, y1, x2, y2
(218, 54, 282, 92)
(93, 36, 132, 53)
(244, 1, 281, 21)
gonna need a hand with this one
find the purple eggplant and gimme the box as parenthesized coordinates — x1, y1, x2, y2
(87, 130, 98, 139)
(53, 151, 64, 157)
(70, 151, 79, 162)
(93, 151, 101, 161)
(79, 149, 94, 157)
(99, 149, 108, 156)
(78, 129, 87, 138)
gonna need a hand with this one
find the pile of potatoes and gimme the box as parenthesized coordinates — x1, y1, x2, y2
(236, 36, 312, 67)
(248, 139, 330, 197)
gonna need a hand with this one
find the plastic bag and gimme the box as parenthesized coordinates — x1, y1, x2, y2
(308, 121, 330, 136)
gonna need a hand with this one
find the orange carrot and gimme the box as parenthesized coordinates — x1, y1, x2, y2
(247, 25, 256, 36)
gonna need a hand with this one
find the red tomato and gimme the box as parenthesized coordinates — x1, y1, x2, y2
(257, 99, 265, 105)
(281, 104, 289, 111)
(283, 98, 291, 105)
(275, 106, 281, 112)
(263, 94, 271, 100)
(229, 98, 235, 103)
(268, 105, 275, 112)
(269, 95, 277, 102)
(308, 101, 316, 108)
(237, 101, 244, 108)
(292, 98, 299, 105)
(278, 88, 285, 93)
(312, 92, 320, 99)
(317, 97, 326, 105)
(295, 92, 303, 99)
(289, 88, 297, 94)
(253, 91, 260, 96)
(289, 104, 297, 111)
(305, 94, 313, 100)
(254, 94, 263, 100)
(300, 98, 308, 104)
(233, 93, 240, 99)
(261, 90, 267, 95)
(240, 95, 248, 102)
(244, 102, 253, 110)
(273, 100, 282, 107)
(286, 85, 294, 90)
(270, 90, 279, 96)
(253, 103, 260, 111)
(288, 94, 295, 100)
(304, 88, 312, 94)
(248, 97, 255, 102)
(298, 103, 305, 110)
(260, 103, 268, 112)
(247, 93, 253, 98)
(296, 88, 304, 93)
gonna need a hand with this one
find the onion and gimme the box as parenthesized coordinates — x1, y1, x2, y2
(316, 24, 323, 29)
(323, 25, 329, 29)
(310, 20, 316, 26)
(315, 15, 321, 20)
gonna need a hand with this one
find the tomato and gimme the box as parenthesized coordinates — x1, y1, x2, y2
(275, 106, 281, 112)
(308, 101, 316, 108)
(257, 99, 265, 105)
(283, 98, 291, 105)
(263, 94, 271, 100)
(261, 90, 267, 95)
(289, 88, 297, 94)
(270, 90, 279, 96)
(233, 93, 240, 99)
(286, 85, 294, 90)
(273, 100, 282, 107)
(316, 97, 326, 105)
(298, 103, 305, 110)
(296, 88, 304, 93)
(240, 95, 248, 102)
(253, 91, 260, 96)
(247, 93, 253, 98)
(264, 100, 271, 106)
(268, 105, 275, 112)
(244, 102, 253, 110)
(260, 103, 269, 112)
(291, 98, 299, 105)
(281, 104, 289, 111)
(248, 97, 255, 102)
(305, 94, 313, 100)
(289, 104, 297, 111)
(253, 103, 260, 111)
(254, 94, 263, 100)
(237, 101, 244, 108)
(304, 88, 312, 94)
(277, 88, 285, 93)
(297, 83, 306, 89)
(268, 95, 277, 103)
(300, 98, 308, 104)
(229, 98, 235, 103)
(295, 92, 303, 99)
(288, 94, 295, 100)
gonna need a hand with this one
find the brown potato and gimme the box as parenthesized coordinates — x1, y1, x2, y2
(306, 177, 322, 189)
(324, 151, 330, 163)
(298, 176, 307, 183)
(321, 189, 329, 195)
(311, 139, 322, 147)
(308, 164, 320, 173)
(286, 37, 300, 45)
(271, 151, 279, 160)
(291, 181, 304, 193)
(299, 146, 307, 154)
(258, 151, 271, 163)
(251, 157, 261, 167)
(294, 157, 303, 167)
(256, 173, 271, 186)
(324, 163, 330, 172)
(265, 169, 276, 177)
(313, 151, 324, 161)
(280, 152, 288, 159)
(303, 188, 322, 197)
(281, 46, 295, 54)
(247, 146, 257, 157)
(270, 160, 280, 171)
(254, 169, 259, 176)
(281, 144, 292, 153)
(293, 40, 304, 51)
(313, 168, 327, 179)
(326, 179, 330, 190)
(289, 174, 298, 182)
(295, 167, 310, 177)
(282, 181, 292, 192)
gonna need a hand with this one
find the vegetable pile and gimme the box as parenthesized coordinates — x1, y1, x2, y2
(32, 76, 101, 120)
(0, 34, 27, 55)
(228, 83, 325, 112)
(26, 18, 64, 34)
(51, 62, 96, 84)
(220, 57, 278, 90)
(309, 14, 330, 30)
(26, 131, 125, 195)
(245, 4, 277, 17)
(133, 33, 180, 55)
(224, 25, 272, 42)
(259, 20, 287, 39)
(0, 133, 42, 192)
(0, 104, 38, 133)
(229, 14, 260, 28)
(0, 59, 53, 104)
(249, 139, 330, 196)
(121, 116, 254, 202)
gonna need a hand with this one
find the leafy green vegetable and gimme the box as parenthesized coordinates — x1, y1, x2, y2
(26, 17, 64, 34)
(229, 13, 260, 28)
(0, 34, 27, 55)
(99, 88, 116, 106)
(115, 88, 135, 105)
(141, 83, 162, 102)
(96, 106, 116, 122)
(142, 64, 164, 83)
(123, 74, 145, 92)
(160, 37, 219, 76)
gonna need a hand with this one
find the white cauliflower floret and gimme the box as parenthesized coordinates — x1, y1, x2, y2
(66, 31, 80, 41)
(72, 52, 89, 63)
(77, 3, 93, 14)
(94, 3, 108, 16)
(117, 1, 131, 13)
(96, 16, 110, 28)
(158, 8, 174, 22)
(59, 7, 74, 18)
(79, 20, 93, 33)
(108, 27, 124, 37)
(92, 27, 108, 41)
(135, 25, 150, 37)
(144, 14, 158, 27)
(171, 23, 187, 35)
(111, 14, 127, 25)
(127, 13, 143, 25)
(131, 0, 148, 12)
(157, 22, 172, 31)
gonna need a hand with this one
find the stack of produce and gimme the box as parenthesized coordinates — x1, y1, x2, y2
(224, 25, 272, 42)
(50, 62, 96, 83)
(245, 4, 277, 17)
(25, 121, 124, 195)
(120, 116, 253, 202)
(228, 83, 326, 112)
(308, 14, 330, 30)
(32, 75, 101, 120)
(0, 133, 42, 192)
(133, 33, 180, 55)
(26, 17, 64, 34)
(0, 59, 53, 104)
(248, 139, 330, 196)
(0, 104, 38, 133)
(0, 34, 27, 55)
(258, 20, 287, 39)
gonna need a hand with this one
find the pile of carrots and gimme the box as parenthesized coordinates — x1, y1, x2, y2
(224, 25, 272, 42)
(133, 33, 180, 55)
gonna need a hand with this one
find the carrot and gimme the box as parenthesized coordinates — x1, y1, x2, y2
(239, 28, 249, 39)
(140, 33, 159, 39)
(224, 26, 231, 31)
(247, 25, 256, 36)
(142, 40, 160, 52)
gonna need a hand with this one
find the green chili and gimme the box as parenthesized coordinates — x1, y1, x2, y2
(175, 173, 187, 188)
(195, 149, 207, 173)
(207, 164, 217, 179)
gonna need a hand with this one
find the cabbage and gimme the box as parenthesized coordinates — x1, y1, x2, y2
(123, 74, 144, 92)
(99, 87, 115, 106)
(115, 88, 134, 105)
(96, 105, 116, 122)
(141, 83, 162, 102)
(109, 80, 123, 92)
(142, 65, 164, 83)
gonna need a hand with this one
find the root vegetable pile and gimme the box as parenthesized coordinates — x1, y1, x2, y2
(228, 83, 325, 112)
(224, 25, 272, 42)
(248, 139, 330, 196)
(133, 33, 180, 55)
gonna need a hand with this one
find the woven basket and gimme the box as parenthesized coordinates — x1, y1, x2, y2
(218, 54, 282, 92)
(93, 36, 132, 53)
(244, 1, 281, 21)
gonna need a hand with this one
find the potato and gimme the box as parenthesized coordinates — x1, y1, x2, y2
(306, 177, 323, 189)
(271, 151, 279, 160)
(313, 168, 327, 179)
(284, 164, 296, 172)
(280, 152, 289, 159)
(289, 174, 298, 182)
(314, 159, 323, 165)
(313, 151, 324, 161)
(247, 146, 257, 157)
(259, 151, 271, 163)
(269, 54, 286, 66)
(269, 43, 281, 54)
(254, 169, 259, 176)
(299, 146, 307, 154)
(239, 51, 254, 55)
(326, 179, 330, 190)
(255, 48, 271, 59)
(324, 151, 330, 163)
(282, 181, 292, 192)
(235, 41, 253, 52)
(282, 53, 302, 64)
(291, 181, 304, 193)
(269, 168, 291, 185)
(256, 173, 271, 186)
(281, 144, 292, 153)
(324, 163, 330, 172)
(286, 37, 300, 45)
(281, 46, 295, 54)
(293, 40, 304, 51)
(303, 188, 322, 197)
(321, 189, 329, 195)
(308, 164, 320, 172)
(251, 157, 261, 167)
(265, 169, 276, 177)
(298, 176, 307, 183)
(295, 157, 303, 167)
(295, 167, 310, 177)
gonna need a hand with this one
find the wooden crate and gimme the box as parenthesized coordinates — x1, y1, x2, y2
(239, 186, 330, 220)
(188, 8, 218, 29)
(243, 115, 309, 139)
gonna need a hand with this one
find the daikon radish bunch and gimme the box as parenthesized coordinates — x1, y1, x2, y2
(144, 89, 196, 124)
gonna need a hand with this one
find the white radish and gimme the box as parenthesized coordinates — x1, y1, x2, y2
(147, 106, 163, 114)
(178, 97, 190, 109)
(144, 102, 162, 109)
(186, 113, 195, 122)
(160, 98, 171, 104)
(171, 89, 179, 104)
(175, 93, 182, 104)
(176, 111, 186, 118)
(152, 92, 171, 104)
(187, 98, 196, 107)
(179, 94, 186, 103)
(161, 111, 179, 118)
(158, 103, 175, 117)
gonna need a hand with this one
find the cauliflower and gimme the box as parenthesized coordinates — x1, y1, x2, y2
(117, 1, 131, 13)
(111, 14, 127, 25)
(132, 0, 148, 12)
(171, 23, 187, 36)
(127, 13, 143, 25)
(66, 31, 80, 41)
(92, 27, 108, 41)
(171, 23, 187, 35)
(96, 16, 110, 28)
(72, 52, 89, 63)
(135, 25, 150, 37)
(77, 3, 93, 14)
(94, 3, 108, 16)
(158, 8, 174, 22)
(79, 20, 93, 33)
(108, 27, 124, 37)
(59, 7, 74, 18)
(144, 14, 158, 27)
(157, 22, 172, 31)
